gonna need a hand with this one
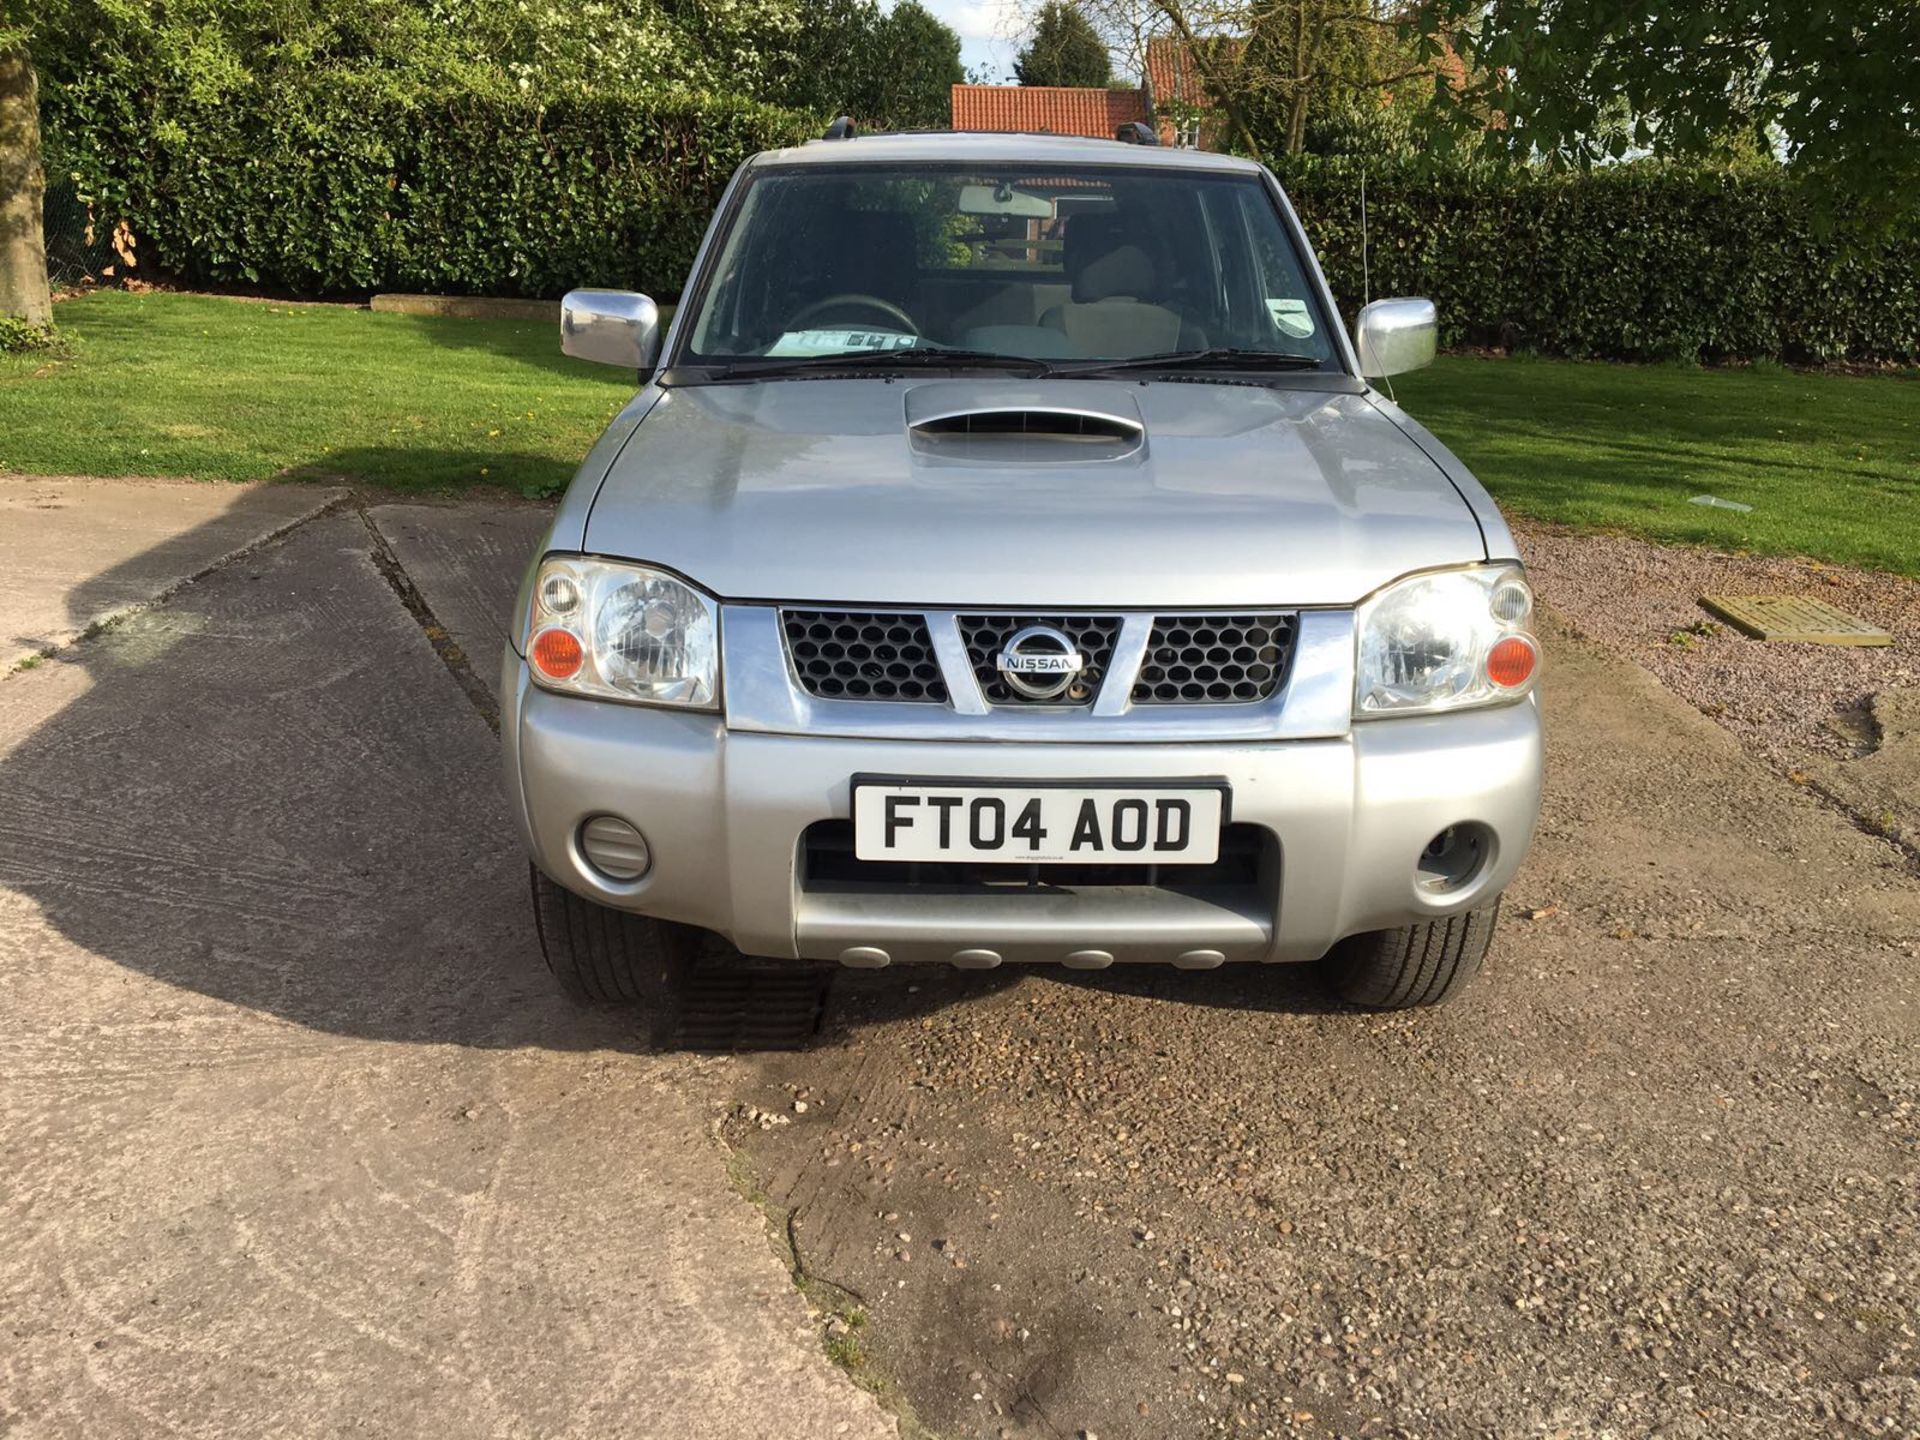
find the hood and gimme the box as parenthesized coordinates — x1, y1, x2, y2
(584, 377, 1485, 609)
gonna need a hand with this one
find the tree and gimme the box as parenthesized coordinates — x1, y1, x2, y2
(871, 0, 965, 128)
(1016, 3, 1113, 87)
(1067, 0, 1463, 157)
(0, 20, 52, 334)
(1410, 0, 1920, 210)
(755, 0, 963, 128)
(1237, 0, 1449, 155)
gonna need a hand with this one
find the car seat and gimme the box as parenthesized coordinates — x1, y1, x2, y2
(1039, 214, 1198, 357)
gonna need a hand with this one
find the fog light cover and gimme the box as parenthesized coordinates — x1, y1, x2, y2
(579, 815, 651, 881)
(1416, 823, 1491, 894)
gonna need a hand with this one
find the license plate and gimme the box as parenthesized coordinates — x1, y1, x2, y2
(851, 777, 1228, 864)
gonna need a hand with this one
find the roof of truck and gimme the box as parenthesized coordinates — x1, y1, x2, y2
(756, 130, 1267, 174)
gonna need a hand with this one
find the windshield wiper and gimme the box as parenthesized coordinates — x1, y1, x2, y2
(1054, 347, 1324, 378)
(696, 348, 1055, 381)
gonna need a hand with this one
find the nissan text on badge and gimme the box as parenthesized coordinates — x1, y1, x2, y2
(502, 121, 1543, 1031)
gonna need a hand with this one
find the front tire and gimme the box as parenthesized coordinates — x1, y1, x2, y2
(529, 865, 692, 1036)
(1323, 898, 1501, 1009)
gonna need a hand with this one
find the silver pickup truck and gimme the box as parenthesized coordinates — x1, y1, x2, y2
(501, 126, 1542, 1023)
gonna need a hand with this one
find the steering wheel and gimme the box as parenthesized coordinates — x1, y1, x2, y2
(787, 292, 921, 336)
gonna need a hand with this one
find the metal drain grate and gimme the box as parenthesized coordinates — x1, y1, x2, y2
(1700, 595, 1893, 646)
(672, 960, 834, 1052)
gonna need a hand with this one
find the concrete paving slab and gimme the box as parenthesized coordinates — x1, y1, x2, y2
(370, 502, 552, 696)
(0, 475, 344, 667)
(0, 513, 893, 1439)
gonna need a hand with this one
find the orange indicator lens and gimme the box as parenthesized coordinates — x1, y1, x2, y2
(532, 627, 585, 680)
(1486, 635, 1537, 688)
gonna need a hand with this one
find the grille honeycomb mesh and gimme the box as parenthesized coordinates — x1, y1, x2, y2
(1132, 614, 1295, 704)
(959, 615, 1122, 705)
(783, 610, 948, 703)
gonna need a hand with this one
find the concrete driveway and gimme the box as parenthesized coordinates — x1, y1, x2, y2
(2, 478, 1915, 1439)
(0, 479, 893, 1439)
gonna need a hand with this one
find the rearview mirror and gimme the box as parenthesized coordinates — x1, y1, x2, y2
(957, 183, 1054, 219)
(1353, 297, 1436, 379)
(561, 289, 661, 371)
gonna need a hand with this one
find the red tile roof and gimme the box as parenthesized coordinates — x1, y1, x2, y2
(950, 85, 1150, 140)
(1144, 35, 1238, 110)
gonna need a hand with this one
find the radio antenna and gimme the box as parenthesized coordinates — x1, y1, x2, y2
(1360, 169, 1371, 306)
(1360, 169, 1396, 402)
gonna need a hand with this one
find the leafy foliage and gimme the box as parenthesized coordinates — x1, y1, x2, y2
(1015, 3, 1113, 88)
(864, 1, 965, 128)
(43, 77, 814, 297)
(0, 314, 55, 350)
(1234, 0, 1449, 155)
(31, 0, 984, 297)
(1084, 0, 1463, 156)
(31, 0, 962, 127)
(31, 0, 815, 105)
(1409, 0, 1920, 226)
(771, 0, 963, 128)
(1280, 156, 1920, 364)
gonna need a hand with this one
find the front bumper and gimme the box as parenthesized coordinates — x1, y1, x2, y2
(501, 658, 1543, 967)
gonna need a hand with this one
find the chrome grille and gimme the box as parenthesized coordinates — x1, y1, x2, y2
(1133, 614, 1295, 704)
(959, 614, 1122, 706)
(782, 610, 948, 703)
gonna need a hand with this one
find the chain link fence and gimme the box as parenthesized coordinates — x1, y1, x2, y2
(43, 176, 113, 287)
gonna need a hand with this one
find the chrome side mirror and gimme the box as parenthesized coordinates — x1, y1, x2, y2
(561, 289, 661, 371)
(1353, 297, 1437, 379)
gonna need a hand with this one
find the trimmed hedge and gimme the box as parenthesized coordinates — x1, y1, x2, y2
(44, 77, 1920, 362)
(1277, 157, 1920, 364)
(47, 77, 816, 299)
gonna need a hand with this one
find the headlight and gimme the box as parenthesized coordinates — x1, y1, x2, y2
(1354, 565, 1538, 717)
(525, 556, 719, 708)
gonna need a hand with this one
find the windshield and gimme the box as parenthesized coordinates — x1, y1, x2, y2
(680, 164, 1337, 372)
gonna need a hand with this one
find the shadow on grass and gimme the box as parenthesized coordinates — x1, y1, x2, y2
(384, 309, 635, 387)
(276, 445, 579, 496)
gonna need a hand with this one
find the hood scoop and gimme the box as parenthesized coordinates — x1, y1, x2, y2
(912, 408, 1141, 442)
(905, 381, 1145, 463)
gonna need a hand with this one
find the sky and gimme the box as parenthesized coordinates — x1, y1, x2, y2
(916, 0, 1026, 83)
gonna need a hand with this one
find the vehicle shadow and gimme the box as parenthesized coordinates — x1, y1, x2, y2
(813, 956, 1349, 1046)
(1049, 959, 1348, 1014)
(0, 487, 1338, 1062)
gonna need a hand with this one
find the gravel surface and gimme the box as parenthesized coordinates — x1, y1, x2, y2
(728, 628, 1920, 1440)
(1512, 519, 1920, 770)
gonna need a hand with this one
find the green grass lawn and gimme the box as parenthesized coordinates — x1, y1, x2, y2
(1393, 355, 1919, 575)
(5, 291, 1917, 573)
(0, 291, 634, 493)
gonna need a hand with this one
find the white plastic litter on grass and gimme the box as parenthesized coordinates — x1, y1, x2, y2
(1689, 494, 1755, 513)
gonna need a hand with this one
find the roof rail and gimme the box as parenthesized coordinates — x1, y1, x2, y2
(1114, 121, 1159, 146)
(823, 115, 857, 140)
